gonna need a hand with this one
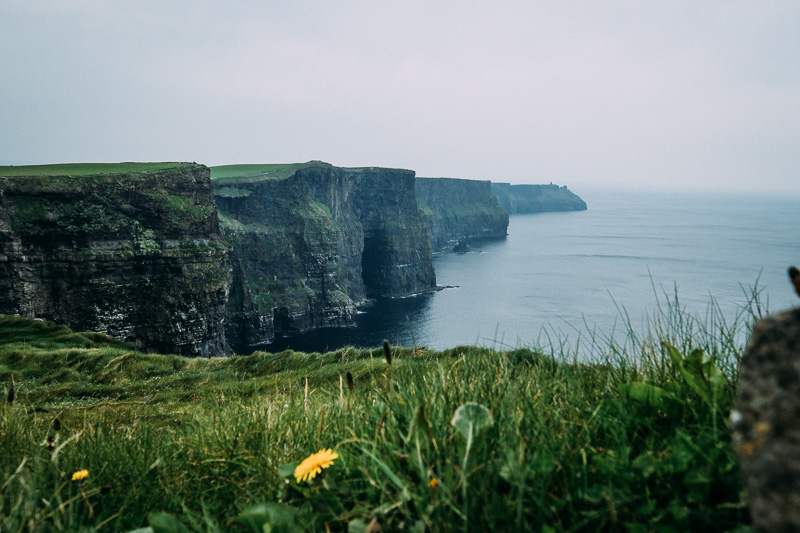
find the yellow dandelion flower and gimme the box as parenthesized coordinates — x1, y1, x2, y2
(294, 449, 339, 483)
(429, 478, 439, 489)
(71, 469, 89, 482)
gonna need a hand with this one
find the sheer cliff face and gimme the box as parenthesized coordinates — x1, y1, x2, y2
(490, 183, 587, 214)
(213, 162, 436, 349)
(0, 164, 231, 356)
(415, 178, 509, 250)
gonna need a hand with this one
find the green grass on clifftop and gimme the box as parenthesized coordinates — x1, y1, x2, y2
(210, 162, 327, 185)
(0, 162, 194, 177)
(0, 298, 756, 531)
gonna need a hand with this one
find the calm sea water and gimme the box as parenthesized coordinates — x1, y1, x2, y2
(260, 188, 800, 355)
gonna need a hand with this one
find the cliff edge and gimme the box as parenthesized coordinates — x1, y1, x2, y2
(0, 163, 231, 356)
(415, 177, 508, 250)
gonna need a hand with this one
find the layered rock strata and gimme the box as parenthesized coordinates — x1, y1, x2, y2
(212, 162, 436, 349)
(490, 183, 587, 214)
(0, 163, 231, 356)
(415, 177, 509, 250)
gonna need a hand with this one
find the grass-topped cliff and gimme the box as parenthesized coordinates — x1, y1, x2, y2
(0, 293, 755, 530)
(491, 182, 587, 214)
(211, 162, 322, 186)
(416, 178, 509, 250)
(211, 162, 436, 350)
(211, 162, 417, 187)
(0, 162, 230, 356)
(0, 162, 191, 177)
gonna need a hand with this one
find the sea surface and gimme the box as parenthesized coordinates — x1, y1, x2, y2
(260, 188, 799, 356)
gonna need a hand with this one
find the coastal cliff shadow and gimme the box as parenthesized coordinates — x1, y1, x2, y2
(361, 232, 388, 297)
(244, 293, 435, 354)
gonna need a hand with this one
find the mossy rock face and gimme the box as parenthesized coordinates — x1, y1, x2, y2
(213, 162, 437, 350)
(0, 163, 231, 356)
(415, 177, 509, 250)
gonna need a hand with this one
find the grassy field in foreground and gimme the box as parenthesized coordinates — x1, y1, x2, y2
(0, 162, 192, 177)
(0, 300, 756, 532)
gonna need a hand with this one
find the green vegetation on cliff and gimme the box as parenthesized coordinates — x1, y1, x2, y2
(213, 162, 436, 349)
(415, 177, 509, 250)
(0, 163, 230, 356)
(0, 162, 191, 177)
(491, 182, 587, 214)
(210, 162, 324, 185)
(1, 163, 213, 233)
(0, 294, 754, 531)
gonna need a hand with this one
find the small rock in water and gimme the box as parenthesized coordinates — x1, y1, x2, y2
(452, 240, 470, 253)
(732, 307, 800, 531)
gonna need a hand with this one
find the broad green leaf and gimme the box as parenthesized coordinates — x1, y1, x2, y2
(663, 381, 684, 396)
(348, 519, 367, 533)
(451, 402, 493, 440)
(278, 462, 297, 478)
(618, 382, 676, 410)
(663, 342, 685, 372)
(499, 463, 514, 482)
(230, 502, 305, 533)
(147, 513, 190, 533)
(664, 342, 732, 412)
(624, 523, 649, 533)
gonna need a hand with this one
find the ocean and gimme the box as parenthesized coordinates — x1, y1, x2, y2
(259, 188, 800, 356)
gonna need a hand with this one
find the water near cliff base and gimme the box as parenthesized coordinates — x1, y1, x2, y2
(258, 188, 799, 356)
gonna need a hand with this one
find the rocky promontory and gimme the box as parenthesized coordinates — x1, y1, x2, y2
(0, 163, 231, 356)
(415, 177, 509, 250)
(490, 182, 587, 214)
(212, 162, 436, 350)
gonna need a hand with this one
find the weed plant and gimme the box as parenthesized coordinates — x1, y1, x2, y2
(0, 289, 764, 531)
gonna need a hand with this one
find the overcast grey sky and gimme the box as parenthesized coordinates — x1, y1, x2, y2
(2, 1, 799, 193)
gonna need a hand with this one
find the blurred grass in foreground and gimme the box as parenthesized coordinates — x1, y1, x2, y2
(0, 287, 765, 531)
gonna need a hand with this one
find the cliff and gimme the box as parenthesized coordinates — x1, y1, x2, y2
(415, 177, 509, 250)
(0, 163, 231, 356)
(490, 183, 587, 214)
(212, 162, 436, 349)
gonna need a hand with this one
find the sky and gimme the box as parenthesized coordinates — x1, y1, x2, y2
(2, 1, 799, 194)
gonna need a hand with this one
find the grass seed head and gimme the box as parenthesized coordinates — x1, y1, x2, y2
(382, 340, 392, 365)
(790, 266, 800, 297)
